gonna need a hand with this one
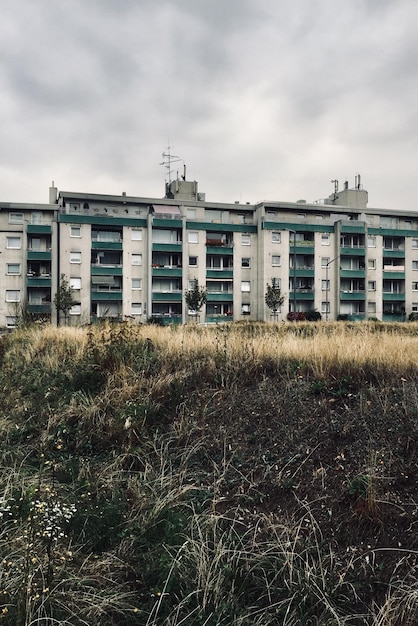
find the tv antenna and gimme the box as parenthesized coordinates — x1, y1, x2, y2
(160, 145, 183, 184)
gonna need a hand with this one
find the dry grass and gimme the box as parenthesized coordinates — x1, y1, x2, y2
(0, 320, 417, 625)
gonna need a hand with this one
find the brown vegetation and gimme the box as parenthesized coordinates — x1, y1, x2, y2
(0, 321, 417, 625)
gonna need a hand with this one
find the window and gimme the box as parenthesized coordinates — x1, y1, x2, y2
(321, 301, 330, 314)
(132, 278, 142, 290)
(412, 302, 418, 312)
(131, 303, 142, 316)
(412, 239, 418, 249)
(69, 277, 81, 290)
(321, 257, 330, 268)
(271, 231, 281, 243)
(322, 280, 330, 291)
(31, 212, 43, 225)
(70, 203, 80, 211)
(297, 213, 306, 220)
(131, 254, 142, 266)
(131, 229, 143, 241)
(272, 277, 280, 288)
(368, 281, 376, 291)
(6, 263, 20, 275)
(70, 251, 81, 263)
(241, 281, 251, 292)
(242, 304, 251, 315)
(368, 236, 376, 247)
(5, 290, 20, 302)
(241, 257, 250, 268)
(413, 261, 418, 271)
(413, 282, 418, 291)
(70, 304, 81, 316)
(70, 225, 81, 237)
(272, 255, 281, 266)
(189, 256, 198, 266)
(321, 234, 330, 245)
(368, 302, 376, 314)
(368, 259, 376, 270)
(6, 316, 17, 328)
(241, 234, 251, 245)
(188, 231, 199, 244)
(316, 214, 324, 220)
(6, 236, 21, 249)
(9, 212, 23, 224)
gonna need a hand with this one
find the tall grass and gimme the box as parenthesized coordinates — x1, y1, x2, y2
(0, 321, 417, 624)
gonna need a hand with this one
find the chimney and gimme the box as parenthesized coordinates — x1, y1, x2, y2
(49, 181, 58, 204)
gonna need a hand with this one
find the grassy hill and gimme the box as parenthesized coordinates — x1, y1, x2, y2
(0, 321, 417, 625)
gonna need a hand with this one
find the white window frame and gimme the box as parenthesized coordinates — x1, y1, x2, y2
(70, 225, 81, 237)
(70, 251, 81, 264)
(321, 234, 330, 245)
(272, 255, 281, 266)
(189, 256, 198, 267)
(6, 316, 17, 328)
(9, 212, 23, 224)
(131, 303, 142, 316)
(241, 281, 251, 292)
(321, 301, 330, 314)
(322, 279, 330, 291)
(6, 263, 21, 275)
(271, 231, 281, 243)
(368, 281, 376, 291)
(131, 229, 143, 241)
(413, 239, 418, 249)
(69, 304, 81, 316)
(368, 236, 376, 247)
(241, 234, 251, 245)
(368, 301, 376, 314)
(188, 231, 199, 244)
(413, 261, 418, 271)
(5, 290, 21, 302)
(131, 254, 142, 266)
(368, 259, 376, 270)
(69, 277, 81, 290)
(6, 236, 21, 249)
(321, 257, 330, 268)
(241, 257, 250, 268)
(131, 278, 142, 290)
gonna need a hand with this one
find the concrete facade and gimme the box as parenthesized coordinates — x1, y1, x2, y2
(1, 175, 418, 327)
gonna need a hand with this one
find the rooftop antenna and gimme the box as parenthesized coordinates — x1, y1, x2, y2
(160, 144, 183, 185)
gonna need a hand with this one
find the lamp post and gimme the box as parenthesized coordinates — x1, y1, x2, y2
(325, 256, 340, 321)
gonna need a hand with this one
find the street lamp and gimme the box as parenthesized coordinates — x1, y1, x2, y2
(325, 256, 340, 321)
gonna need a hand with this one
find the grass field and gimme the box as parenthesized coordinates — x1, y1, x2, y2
(0, 321, 417, 625)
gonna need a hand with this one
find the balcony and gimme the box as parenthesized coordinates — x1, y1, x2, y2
(152, 292, 183, 301)
(26, 276, 52, 287)
(206, 270, 233, 279)
(27, 303, 51, 314)
(340, 291, 366, 300)
(152, 266, 182, 277)
(27, 250, 52, 261)
(382, 292, 405, 301)
(91, 241, 122, 250)
(27, 224, 52, 234)
(206, 292, 234, 302)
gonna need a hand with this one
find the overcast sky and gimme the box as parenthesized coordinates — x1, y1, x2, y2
(1, 0, 417, 210)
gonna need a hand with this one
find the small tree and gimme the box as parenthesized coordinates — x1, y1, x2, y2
(184, 279, 207, 321)
(265, 279, 286, 321)
(54, 274, 75, 325)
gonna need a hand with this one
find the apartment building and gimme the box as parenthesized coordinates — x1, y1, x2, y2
(1, 175, 418, 327)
